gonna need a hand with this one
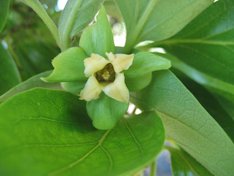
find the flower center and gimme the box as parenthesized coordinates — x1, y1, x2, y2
(95, 63, 116, 83)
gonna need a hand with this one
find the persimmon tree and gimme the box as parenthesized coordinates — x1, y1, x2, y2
(0, 0, 233, 175)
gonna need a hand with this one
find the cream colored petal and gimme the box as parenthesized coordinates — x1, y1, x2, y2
(106, 52, 115, 61)
(80, 76, 103, 101)
(103, 73, 129, 103)
(84, 54, 109, 77)
(107, 53, 134, 73)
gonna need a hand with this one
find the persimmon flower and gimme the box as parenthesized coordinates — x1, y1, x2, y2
(80, 53, 134, 103)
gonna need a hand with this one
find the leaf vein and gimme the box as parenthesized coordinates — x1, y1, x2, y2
(49, 130, 111, 176)
(123, 119, 143, 153)
(100, 146, 114, 173)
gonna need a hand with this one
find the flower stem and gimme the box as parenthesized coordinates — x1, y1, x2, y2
(150, 160, 157, 176)
(58, 0, 83, 51)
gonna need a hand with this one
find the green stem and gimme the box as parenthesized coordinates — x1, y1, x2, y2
(124, 0, 159, 53)
(59, 0, 83, 51)
(20, 0, 60, 49)
(150, 160, 157, 176)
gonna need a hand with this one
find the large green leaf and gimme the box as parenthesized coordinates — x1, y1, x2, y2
(132, 71, 234, 176)
(170, 70, 234, 141)
(159, 52, 234, 141)
(115, 0, 213, 51)
(0, 0, 11, 32)
(58, 0, 104, 50)
(0, 88, 165, 175)
(0, 43, 21, 95)
(168, 147, 213, 176)
(152, 0, 234, 105)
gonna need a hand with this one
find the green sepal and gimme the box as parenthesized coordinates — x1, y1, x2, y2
(125, 52, 171, 78)
(86, 94, 128, 130)
(79, 6, 115, 57)
(126, 73, 152, 91)
(61, 81, 86, 95)
(42, 47, 87, 82)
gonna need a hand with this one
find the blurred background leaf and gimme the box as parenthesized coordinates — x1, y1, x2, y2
(0, 0, 11, 32)
(0, 43, 21, 95)
(1, 0, 60, 81)
(168, 146, 213, 176)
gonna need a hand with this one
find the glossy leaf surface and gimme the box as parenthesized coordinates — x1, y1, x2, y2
(0, 88, 165, 176)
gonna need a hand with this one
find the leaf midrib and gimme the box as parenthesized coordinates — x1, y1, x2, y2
(49, 130, 111, 176)
(154, 38, 234, 46)
(165, 53, 234, 95)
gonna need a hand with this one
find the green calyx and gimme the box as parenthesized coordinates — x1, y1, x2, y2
(41, 47, 87, 83)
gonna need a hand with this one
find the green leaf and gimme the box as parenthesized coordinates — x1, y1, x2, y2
(0, 0, 11, 32)
(115, 0, 213, 52)
(157, 53, 234, 100)
(58, 0, 104, 50)
(132, 71, 234, 176)
(0, 88, 164, 175)
(87, 94, 128, 130)
(0, 43, 21, 95)
(125, 52, 171, 78)
(168, 147, 213, 176)
(43, 47, 87, 82)
(171, 70, 234, 141)
(158, 52, 234, 139)
(79, 6, 115, 56)
(152, 0, 234, 102)
(0, 71, 60, 103)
